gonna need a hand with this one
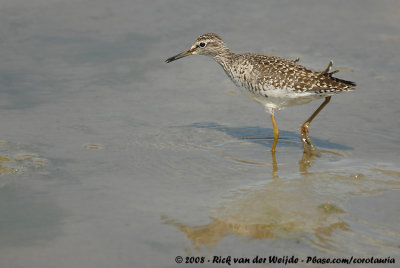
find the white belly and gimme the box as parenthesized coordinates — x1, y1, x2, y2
(235, 83, 328, 112)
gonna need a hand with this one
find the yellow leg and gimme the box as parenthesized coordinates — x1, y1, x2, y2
(271, 151, 278, 178)
(301, 96, 331, 154)
(270, 113, 279, 153)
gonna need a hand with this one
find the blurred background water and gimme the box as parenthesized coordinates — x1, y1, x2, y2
(0, 0, 399, 267)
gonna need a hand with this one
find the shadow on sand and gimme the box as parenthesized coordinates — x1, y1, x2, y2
(172, 122, 353, 151)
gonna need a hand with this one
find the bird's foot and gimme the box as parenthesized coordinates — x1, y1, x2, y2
(301, 123, 320, 156)
(298, 152, 316, 173)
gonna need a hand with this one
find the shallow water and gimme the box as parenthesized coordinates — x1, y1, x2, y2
(0, 0, 399, 267)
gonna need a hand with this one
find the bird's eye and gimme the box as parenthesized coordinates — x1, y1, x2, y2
(199, 42, 206, 48)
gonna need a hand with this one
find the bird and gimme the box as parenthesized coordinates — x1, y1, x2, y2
(165, 33, 356, 154)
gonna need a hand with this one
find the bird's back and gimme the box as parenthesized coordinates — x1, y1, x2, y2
(222, 53, 356, 102)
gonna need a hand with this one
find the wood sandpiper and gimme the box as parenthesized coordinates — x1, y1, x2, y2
(166, 33, 356, 154)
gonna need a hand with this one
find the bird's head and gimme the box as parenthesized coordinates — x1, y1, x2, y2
(165, 33, 228, 63)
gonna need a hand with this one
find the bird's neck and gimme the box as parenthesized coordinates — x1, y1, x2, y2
(213, 49, 235, 71)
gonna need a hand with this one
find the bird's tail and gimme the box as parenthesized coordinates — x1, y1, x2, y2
(322, 61, 356, 88)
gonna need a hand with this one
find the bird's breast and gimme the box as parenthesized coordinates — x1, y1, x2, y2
(226, 61, 287, 96)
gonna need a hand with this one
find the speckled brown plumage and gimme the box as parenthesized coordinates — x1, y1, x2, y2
(166, 33, 356, 154)
(224, 53, 355, 94)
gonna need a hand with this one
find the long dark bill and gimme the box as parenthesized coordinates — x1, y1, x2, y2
(165, 48, 194, 63)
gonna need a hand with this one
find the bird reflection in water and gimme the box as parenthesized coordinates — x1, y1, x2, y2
(163, 124, 400, 254)
(227, 150, 337, 179)
(162, 151, 349, 252)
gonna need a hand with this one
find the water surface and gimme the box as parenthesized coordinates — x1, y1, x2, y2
(0, 0, 399, 267)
